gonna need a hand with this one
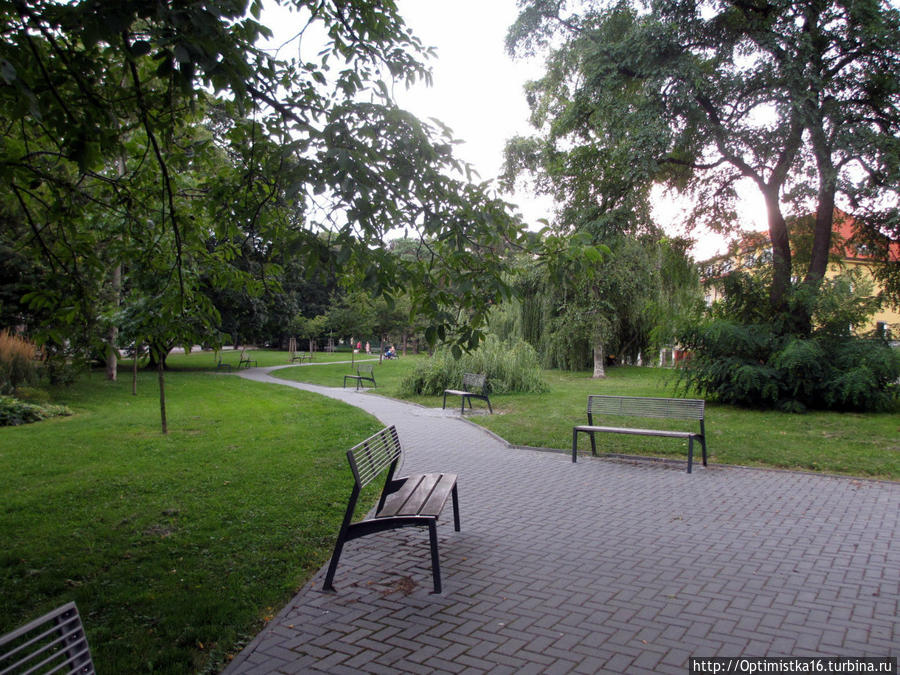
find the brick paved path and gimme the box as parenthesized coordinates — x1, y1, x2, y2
(227, 366, 899, 674)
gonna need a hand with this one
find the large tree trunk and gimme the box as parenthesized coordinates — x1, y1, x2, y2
(806, 132, 838, 285)
(764, 187, 793, 315)
(592, 341, 606, 379)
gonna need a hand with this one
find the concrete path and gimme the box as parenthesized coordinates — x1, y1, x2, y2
(226, 366, 899, 674)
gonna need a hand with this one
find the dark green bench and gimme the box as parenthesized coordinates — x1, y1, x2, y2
(442, 372, 492, 414)
(572, 395, 707, 473)
(323, 425, 460, 593)
(343, 363, 375, 390)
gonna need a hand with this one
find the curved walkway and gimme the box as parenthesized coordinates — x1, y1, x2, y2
(225, 366, 899, 674)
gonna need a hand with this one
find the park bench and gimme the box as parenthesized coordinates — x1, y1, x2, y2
(290, 351, 312, 364)
(323, 425, 460, 593)
(237, 348, 257, 369)
(442, 372, 493, 414)
(343, 363, 376, 390)
(0, 601, 94, 674)
(572, 395, 707, 473)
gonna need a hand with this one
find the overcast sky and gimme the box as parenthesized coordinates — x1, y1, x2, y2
(393, 0, 555, 229)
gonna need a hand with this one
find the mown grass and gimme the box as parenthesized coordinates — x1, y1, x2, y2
(277, 357, 900, 480)
(0, 363, 382, 673)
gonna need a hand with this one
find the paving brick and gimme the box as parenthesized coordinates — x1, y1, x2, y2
(223, 368, 900, 674)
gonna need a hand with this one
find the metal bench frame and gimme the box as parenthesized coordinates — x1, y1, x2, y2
(237, 348, 257, 369)
(290, 351, 312, 364)
(323, 425, 460, 593)
(0, 601, 94, 674)
(572, 395, 707, 473)
(442, 372, 492, 414)
(343, 363, 376, 390)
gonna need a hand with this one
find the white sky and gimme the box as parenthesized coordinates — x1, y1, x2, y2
(262, 1, 765, 260)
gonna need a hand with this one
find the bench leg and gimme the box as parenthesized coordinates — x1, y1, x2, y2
(589, 430, 597, 457)
(442, 392, 448, 409)
(323, 537, 346, 592)
(485, 397, 493, 414)
(687, 437, 694, 474)
(428, 520, 442, 593)
(451, 483, 461, 532)
(700, 436, 708, 467)
(461, 395, 466, 415)
(572, 428, 579, 462)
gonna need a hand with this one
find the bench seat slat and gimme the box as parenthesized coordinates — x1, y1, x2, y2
(574, 425, 697, 439)
(377, 473, 456, 518)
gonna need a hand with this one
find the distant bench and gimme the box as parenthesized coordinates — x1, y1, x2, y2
(323, 425, 460, 593)
(343, 363, 376, 390)
(290, 351, 312, 364)
(237, 349, 257, 369)
(572, 395, 707, 473)
(442, 372, 492, 414)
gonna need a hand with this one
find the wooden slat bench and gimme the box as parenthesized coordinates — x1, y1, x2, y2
(343, 363, 376, 390)
(442, 372, 492, 414)
(572, 395, 707, 473)
(323, 425, 460, 593)
(0, 601, 94, 674)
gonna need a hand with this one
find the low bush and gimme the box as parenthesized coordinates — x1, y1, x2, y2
(401, 335, 547, 396)
(0, 395, 72, 426)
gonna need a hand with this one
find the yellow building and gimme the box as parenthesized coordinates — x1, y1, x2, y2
(701, 211, 900, 338)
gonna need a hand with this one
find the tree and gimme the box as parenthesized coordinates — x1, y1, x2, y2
(505, 0, 900, 329)
(1, 0, 525, 430)
(537, 228, 697, 377)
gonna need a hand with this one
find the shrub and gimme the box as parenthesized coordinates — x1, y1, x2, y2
(0, 330, 40, 395)
(678, 321, 900, 412)
(0, 395, 72, 426)
(401, 335, 547, 396)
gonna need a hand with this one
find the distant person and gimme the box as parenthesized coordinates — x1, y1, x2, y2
(365, 341, 371, 354)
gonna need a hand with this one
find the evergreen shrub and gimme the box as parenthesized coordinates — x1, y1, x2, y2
(678, 321, 899, 412)
(401, 335, 548, 396)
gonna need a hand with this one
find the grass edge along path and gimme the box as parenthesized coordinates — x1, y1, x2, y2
(274, 356, 900, 481)
(0, 367, 383, 674)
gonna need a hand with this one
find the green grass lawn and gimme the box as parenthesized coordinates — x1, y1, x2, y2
(276, 356, 900, 480)
(2, 349, 897, 674)
(0, 362, 383, 674)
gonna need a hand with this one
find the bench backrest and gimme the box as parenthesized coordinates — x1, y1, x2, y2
(347, 425, 401, 489)
(462, 372, 486, 392)
(587, 395, 704, 421)
(0, 601, 94, 674)
(357, 363, 374, 376)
